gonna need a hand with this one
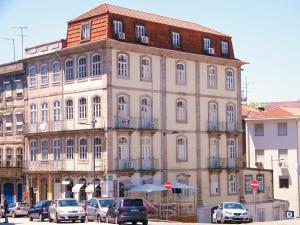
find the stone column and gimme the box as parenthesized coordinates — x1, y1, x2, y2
(47, 174, 53, 200)
(13, 180, 17, 203)
(36, 174, 40, 202)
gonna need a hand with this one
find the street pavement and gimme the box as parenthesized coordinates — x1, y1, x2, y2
(2, 217, 300, 225)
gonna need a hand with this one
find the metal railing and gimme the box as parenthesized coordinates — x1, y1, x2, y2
(140, 118, 159, 130)
(139, 158, 159, 171)
(208, 157, 241, 169)
(115, 158, 159, 171)
(115, 116, 137, 129)
(207, 121, 241, 132)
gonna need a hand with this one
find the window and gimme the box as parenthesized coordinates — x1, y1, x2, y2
(228, 174, 237, 194)
(79, 98, 87, 119)
(4, 82, 12, 98)
(227, 139, 236, 160)
(5, 114, 12, 133)
(41, 103, 48, 122)
(53, 101, 60, 121)
(53, 139, 61, 160)
(118, 136, 129, 160)
(176, 175, 189, 197)
(176, 100, 187, 122)
(257, 174, 264, 193)
(52, 62, 60, 83)
(78, 57, 87, 79)
(255, 123, 264, 136)
(113, 20, 123, 35)
(208, 66, 217, 88)
(140, 57, 151, 81)
(93, 96, 101, 118)
(92, 54, 102, 77)
(66, 99, 74, 120)
(15, 81, 23, 97)
(257, 209, 265, 222)
(177, 136, 187, 161)
(278, 149, 288, 162)
(40, 64, 48, 85)
(81, 23, 90, 40)
(226, 104, 235, 131)
(176, 62, 186, 85)
(226, 69, 234, 89)
(41, 139, 48, 161)
(255, 150, 264, 165)
(0, 148, 2, 166)
(66, 138, 74, 160)
(15, 113, 23, 132)
(136, 25, 145, 40)
(210, 174, 219, 196)
(16, 148, 23, 167)
(278, 122, 287, 136)
(30, 104, 37, 124)
(30, 140, 37, 161)
(29, 66, 37, 87)
(118, 96, 129, 117)
(203, 38, 211, 51)
(221, 41, 229, 55)
(94, 137, 102, 159)
(65, 60, 74, 81)
(117, 53, 128, 77)
(244, 175, 253, 194)
(172, 32, 180, 47)
(279, 176, 289, 188)
(79, 138, 87, 160)
(6, 148, 12, 167)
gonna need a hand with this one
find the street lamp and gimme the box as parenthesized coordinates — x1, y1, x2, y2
(78, 117, 97, 197)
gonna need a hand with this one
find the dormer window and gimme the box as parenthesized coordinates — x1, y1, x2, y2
(81, 23, 90, 41)
(136, 25, 145, 40)
(221, 41, 229, 56)
(203, 38, 211, 52)
(113, 20, 123, 35)
(172, 32, 181, 48)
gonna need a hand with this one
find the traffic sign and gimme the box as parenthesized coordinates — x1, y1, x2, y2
(251, 180, 259, 189)
(286, 210, 294, 219)
(164, 181, 172, 190)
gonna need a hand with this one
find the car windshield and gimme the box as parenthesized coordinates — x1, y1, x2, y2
(123, 199, 144, 207)
(44, 201, 51, 207)
(224, 203, 245, 210)
(98, 199, 113, 208)
(58, 200, 79, 207)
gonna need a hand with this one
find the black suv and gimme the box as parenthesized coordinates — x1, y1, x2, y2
(28, 200, 51, 221)
(106, 198, 148, 225)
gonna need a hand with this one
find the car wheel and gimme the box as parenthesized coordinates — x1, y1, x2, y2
(72, 220, 76, 223)
(142, 221, 148, 225)
(29, 215, 33, 221)
(80, 218, 85, 223)
(132, 222, 137, 225)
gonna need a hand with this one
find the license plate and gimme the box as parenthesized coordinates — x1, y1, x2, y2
(131, 209, 139, 212)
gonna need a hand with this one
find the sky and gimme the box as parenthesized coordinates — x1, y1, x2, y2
(0, 0, 299, 103)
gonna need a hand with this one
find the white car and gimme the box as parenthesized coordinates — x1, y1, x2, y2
(86, 197, 114, 222)
(48, 199, 86, 223)
(215, 202, 249, 224)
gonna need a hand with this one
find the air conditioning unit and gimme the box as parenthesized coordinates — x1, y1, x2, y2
(208, 48, 215, 55)
(118, 32, 126, 40)
(127, 161, 134, 169)
(140, 36, 149, 43)
(150, 123, 156, 129)
(255, 162, 263, 168)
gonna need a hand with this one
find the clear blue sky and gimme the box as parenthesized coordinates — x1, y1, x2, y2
(1, 0, 299, 102)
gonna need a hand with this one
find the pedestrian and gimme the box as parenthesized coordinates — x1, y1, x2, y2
(3, 198, 8, 223)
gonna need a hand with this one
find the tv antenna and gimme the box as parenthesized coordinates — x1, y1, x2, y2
(12, 26, 28, 59)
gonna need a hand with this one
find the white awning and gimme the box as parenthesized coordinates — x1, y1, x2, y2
(62, 180, 70, 185)
(72, 183, 84, 193)
(85, 184, 100, 193)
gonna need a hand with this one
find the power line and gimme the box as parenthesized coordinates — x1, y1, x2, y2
(12, 26, 28, 59)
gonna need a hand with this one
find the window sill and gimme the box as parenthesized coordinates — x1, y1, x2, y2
(176, 159, 188, 162)
(176, 120, 188, 124)
(40, 84, 49, 88)
(117, 75, 130, 80)
(78, 160, 89, 163)
(207, 86, 218, 90)
(80, 39, 90, 44)
(90, 75, 103, 81)
(77, 78, 88, 83)
(64, 80, 75, 84)
(5, 97, 13, 101)
(52, 82, 61, 86)
(29, 86, 37, 90)
(140, 79, 152, 82)
(40, 160, 49, 164)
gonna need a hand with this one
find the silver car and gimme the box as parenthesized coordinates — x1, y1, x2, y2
(215, 202, 249, 223)
(8, 202, 29, 217)
(86, 197, 114, 222)
(48, 199, 86, 223)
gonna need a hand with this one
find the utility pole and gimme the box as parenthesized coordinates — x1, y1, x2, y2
(2, 38, 15, 61)
(12, 26, 27, 59)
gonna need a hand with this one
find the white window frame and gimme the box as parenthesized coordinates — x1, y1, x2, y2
(92, 54, 102, 77)
(29, 66, 37, 87)
(41, 102, 48, 122)
(228, 174, 237, 194)
(81, 23, 90, 40)
(65, 59, 74, 81)
(221, 41, 229, 55)
(40, 64, 49, 85)
(15, 80, 23, 97)
(176, 100, 187, 122)
(226, 69, 234, 90)
(53, 101, 60, 121)
(66, 138, 74, 160)
(257, 174, 264, 192)
(78, 56, 87, 79)
(140, 57, 151, 81)
(208, 66, 217, 88)
(53, 139, 61, 160)
(94, 137, 102, 159)
(79, 138, 87, 160)
(30, 104, 37, 124)
(5, 114, 12, 133)
(41, 139, 48, 161)
(136, 25, 145, 39)
(113, 20, 123, 35)
(93, 96, 101, 118)
(172, 32, 180, 47)
(66, 99, 74, 120)
(52, 62, 60, 83)
(30, 140, 37, 161)
(177, 136, 187, 161)
(203, 38, 211, 50)
(15, 113, 23, 132)
(244, 175, 253, 193)
(176, 62, 186, 85)
(117, 53, 128, 77)
(79, 98, 87, 119)
(4, 82, 12, 99)
(210, 174, 219, 196)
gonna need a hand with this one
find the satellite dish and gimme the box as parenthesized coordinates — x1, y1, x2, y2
(297, 163, 300, 174)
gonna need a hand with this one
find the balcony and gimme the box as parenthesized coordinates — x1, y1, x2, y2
(115, 158, 159, 171)
(208, 157, 241, 169)
(139, 158, 159, 171)
(115, 159, 137, 171)
(226, 122, 242, 133)
(207, 122, 241, 133)
(0, 164, 22, 178)
(140, 118, 159, 130)
(115, 116, 137, 129)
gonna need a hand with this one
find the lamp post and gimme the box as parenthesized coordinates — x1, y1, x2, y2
(78, 117, 97, 197)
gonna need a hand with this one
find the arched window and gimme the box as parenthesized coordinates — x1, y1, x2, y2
(79, 98, 87, 119)
(41, 102, 48, 122)
(177, 136, 187, 161)
(53, 139, 61, 160)
(227, 139, 236, 168)
(30, 140, 37, 161)
(208, 102, 218, 130)
(94, 137, 102, 159)
(208, 66, 217, 88)
(117, 54, 128, 77)
(41, 139, 48, 161)
(93, 96, 101, 118)
(140, 57, 151, 80)
(65, 59, 74, 81)
(118, 96, 129, 117)
(228, 174, 237, 194)
(53, 101, 60, 121)
(52, 62, 60, 83)
(30, 104, 37, 124)
(176, 174, 189, 196)
(142, 137, 152, 170)
(118, 137, 129, 160)
(66, 138, 74, 160)
(40, 64, 48, 85)
(226, 69, 234, 90)
(226, 104, 235, 131)
(209, 138, 219, 168)
(176, 99, 187, 122)
(92, 54, 102, 76)
(29, 66, 37, 87)
(176, 62, 186, 85)
(141, 97, 152, 128)
(79, 138, 87, 160)
(78, 57, 87, 79)
(65, 99, 73, 120)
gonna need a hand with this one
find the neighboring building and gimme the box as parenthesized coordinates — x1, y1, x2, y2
(245, 106, 300, 217)
(0, 61, 25, 204)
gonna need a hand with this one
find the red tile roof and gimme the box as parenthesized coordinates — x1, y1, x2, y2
(69, 3, 230, 37)
(264, 101, 300, 110)
(241, 105, 259, 118)
(248, 107, 300, 119)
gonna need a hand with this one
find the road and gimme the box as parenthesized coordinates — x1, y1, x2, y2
(2, 217, 300, 225)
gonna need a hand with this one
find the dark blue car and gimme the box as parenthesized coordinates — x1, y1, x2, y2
(28, 200, 51, 221)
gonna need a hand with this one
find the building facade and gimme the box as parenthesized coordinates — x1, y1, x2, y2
(0, 61, 25, 204)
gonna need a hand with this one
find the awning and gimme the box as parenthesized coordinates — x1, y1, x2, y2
(172, 182, 193, 189)
(85, 184, 100, 193)
(72, 184, 84, 193)
(129, 184, 166, 193)
(62, 180, 70, 185)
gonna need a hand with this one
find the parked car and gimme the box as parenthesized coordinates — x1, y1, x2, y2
(48, 199, 86, 223)
(106, 198, 148, 225)
(86, 197, 114, 222)
(215, 202, 249, 224)
(28, 200, 51, 221)
(7, 202, 29, 217)
(79, 200, 88, 211)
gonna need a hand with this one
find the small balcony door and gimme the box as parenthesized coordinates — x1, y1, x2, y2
(141, 98, 152, 128)
(118, 96, 129, 127)
(142, 137, 152, 170)
(227, 104, 235, 132)
(118, 137, 129, 170)
(227, 139, 236, 168)
(209, 138, 219, 167)
(208, 102, 218, 130)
